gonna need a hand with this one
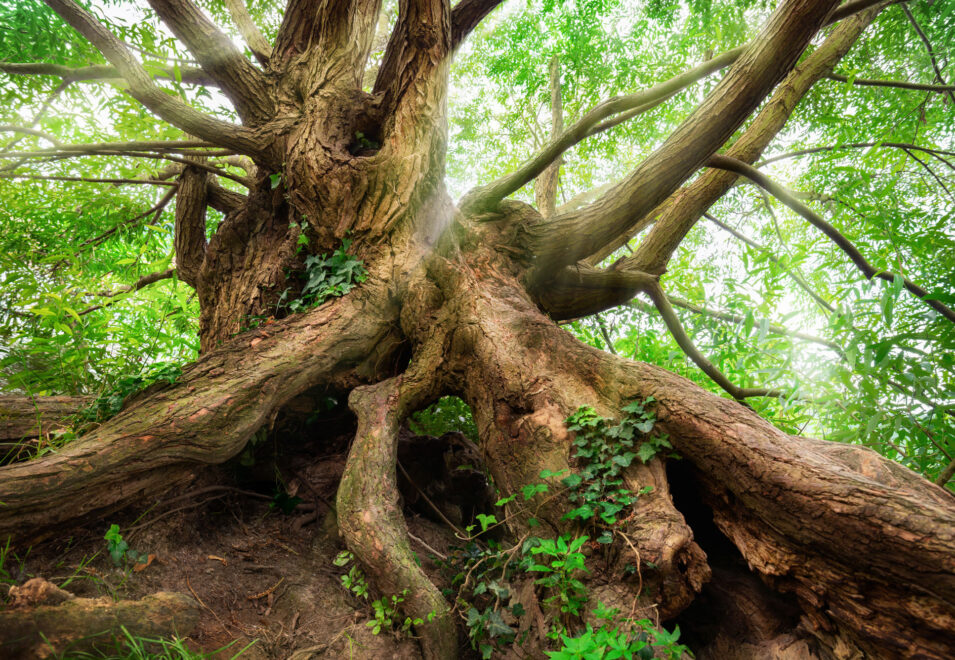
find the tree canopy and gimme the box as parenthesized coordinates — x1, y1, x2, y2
(2, 0, 952, 485)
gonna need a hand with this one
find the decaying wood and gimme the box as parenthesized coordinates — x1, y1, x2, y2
(0, 578, 199, 658)
(0, 396, 90, 441)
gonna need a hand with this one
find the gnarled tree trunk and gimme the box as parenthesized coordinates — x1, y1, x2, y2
(4, 0, 954, 658)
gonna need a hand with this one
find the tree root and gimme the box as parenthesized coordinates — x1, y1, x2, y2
(0, 291, 401, 543)
(336, 362, 457, 659)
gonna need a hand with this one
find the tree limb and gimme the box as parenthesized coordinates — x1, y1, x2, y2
(616, 3, 884, 275)
(826, 72, 955, 93)
(0, 173, 178, 186)
(145, 0, 273, 123)
(521, 0, 844, 280)
(78, 269, 179, 316)
(224, 0, 273, 65)
(0, 61, 217, 86)
(759, 141, 955, 168)
(43, 0, 263, 156)
(450, 0, 504, 50)
(207, 180, 247, 215)
(534, 55, 563, 219)
(0, 125, 62, 147)
(900, 4, 955, 106)
(645, 295, 844, 353)
(645, 283, 792, 401)
(174, 165, 209, 287)
(708, 154, 955, 324)
(460, 46, 745, 215)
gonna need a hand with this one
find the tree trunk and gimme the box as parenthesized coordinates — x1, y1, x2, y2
(8, 0, 954, 657)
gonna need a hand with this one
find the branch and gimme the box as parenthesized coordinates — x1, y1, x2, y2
(0, 173, 177, 186)
(522, 0, 844, 279)
(206, 180, 247, 215)
(534, 56, 563, 219)
(902, 148, 954, 200)
(79, 269, 178, 316)
(460, 46, 745, 215)
(900, 4, 955, 106)
(617, 2, 884, 275)
(645, 283, 791, 401)
(224, 0, 272, 65)
(648, 295, 844, 353)
(826, 72, 955, 93)
(537, 265, 658, 320)
(708, 155, 955, 324)
(0, 61, 217, 86)
(174, 165, 209, 287)
(77, 188, 178, 251)
(145, 0, 273, 123)
(705, 213, 836, 314)
(451, 0, 504, 50)
(43, 0, 263, 156)
(0, 125, 62, 147)
(759, 141, 955, 167)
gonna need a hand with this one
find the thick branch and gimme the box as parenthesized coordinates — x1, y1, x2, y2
(523, 0, 843, 279)
(0, 125, 61, 146)
(534, 56, 563, 219)
(0, 173, 177, 186)
(618, 3, 882, 275)
(206, 180, 247, 215)
(146, 0, 273, 123)
(337, 360, 456, 659)
(43, 0, 263, 155)
(0, 285, 401, 542)
(224, 0, 273, 64)
(450, 0, 503, 49)
(174, 165, 209, 287)
(709, 155, 955, 323)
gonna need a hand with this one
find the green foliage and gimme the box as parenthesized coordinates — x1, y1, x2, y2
(59, 624, 255, 659)
(79, 361, 183, 425)
(408, 395, 479, 442)
(548, 603, 690, 660)
(333, 550, 370, 600)
(563, 401, 667, 532)
(279, 239, 368, 314)
(526, 535, 590, 625)
(103, 524, 148, 568)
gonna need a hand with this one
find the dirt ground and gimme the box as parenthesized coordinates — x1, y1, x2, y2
(1, 416, 484, 659)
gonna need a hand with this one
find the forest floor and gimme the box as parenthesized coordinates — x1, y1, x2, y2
(1, 416, 481, 660)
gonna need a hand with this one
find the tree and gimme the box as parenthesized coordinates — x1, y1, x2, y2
(1, 0, 953, 657)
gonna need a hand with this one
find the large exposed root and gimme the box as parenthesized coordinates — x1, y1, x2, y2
(443, 253, 955, 656)
(0, 290, 401, 542)
(336, 360, 457, 660)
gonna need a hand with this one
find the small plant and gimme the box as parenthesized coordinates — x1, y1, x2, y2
(103, 524, 147, 567)
(79, 362, 183, 424)
(467, 604, 517, 659)
(526, 535, 590, 633)
(333, 550, 369, 600)
(562, 399, 670, 538)
(368, 589, 434, 636)
(547, 603, 691, 659)
(279, 239, 368, 313)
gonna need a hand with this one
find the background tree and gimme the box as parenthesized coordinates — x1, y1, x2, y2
(0, 0, 953, 657)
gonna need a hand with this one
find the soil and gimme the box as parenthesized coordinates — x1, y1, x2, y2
(1, 407, 484, 659)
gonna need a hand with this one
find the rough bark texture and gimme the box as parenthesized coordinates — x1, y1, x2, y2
(0, 396, 90, 441)
(7, 1, 955, 658)
(0, 585, 199, 658)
